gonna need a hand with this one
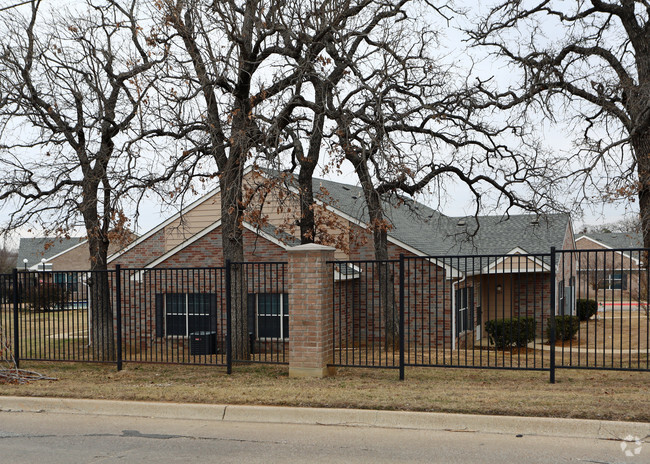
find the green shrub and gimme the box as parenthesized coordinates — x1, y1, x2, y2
(576, 299, 598, 321)
(548, 315, 581, 341)
(27, 283, 68, 311)
(485, 317, 536, 349)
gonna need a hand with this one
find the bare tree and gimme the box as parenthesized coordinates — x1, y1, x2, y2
(581, 215, 642, 235)
(297, 2, 548, 343)
(153, 0, 342, 358)
(276, 0, 416, 245)
(0, 1, 30, 12)
(0, 247, 17, 274)
(469, 0, 650, 248)
(0, 0, 166, 360)
(232, 0, 552, 345)
(147, 0, 553, 352)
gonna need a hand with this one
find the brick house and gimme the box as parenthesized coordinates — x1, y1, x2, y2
(16, 236, 132, 272)
(16, 237, 88, 272)
(15, 236, 133, 299)
(107, 169, 576, 354)
(574, 232, 644, 301)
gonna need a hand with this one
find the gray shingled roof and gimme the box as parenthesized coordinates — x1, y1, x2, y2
(310, 176, 570, 257)
(16, 237, 85, 269)
(257, 223, 301, 247)
(580, 232, 642, 249)
(119, 168, 572, 268)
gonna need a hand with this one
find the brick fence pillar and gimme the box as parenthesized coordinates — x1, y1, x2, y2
(287, 244, 336, 378)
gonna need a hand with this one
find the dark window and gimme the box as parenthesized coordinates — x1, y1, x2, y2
(53, 272, 78, 292)
(164, 293, 213, 336)
(249, 293, 289, 339)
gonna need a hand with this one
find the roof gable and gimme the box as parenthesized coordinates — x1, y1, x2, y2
(108, 185, 222, 263)
(143, 220, 300, 269)
(109, 167, 573, 263)
(577, 232, 642, 250)
(16, 237, 86, 269)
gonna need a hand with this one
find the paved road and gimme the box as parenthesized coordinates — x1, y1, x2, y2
(0, 411, 643, 463)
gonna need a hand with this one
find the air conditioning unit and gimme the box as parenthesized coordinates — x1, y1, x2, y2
(189, 331, 217, 356)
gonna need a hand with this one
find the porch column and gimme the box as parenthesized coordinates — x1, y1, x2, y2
(287, 244, 336, 378)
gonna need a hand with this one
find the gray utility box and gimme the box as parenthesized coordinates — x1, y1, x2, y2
(189, 331, 217, 355)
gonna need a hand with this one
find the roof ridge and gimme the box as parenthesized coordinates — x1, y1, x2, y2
(447, 212, 569, 220)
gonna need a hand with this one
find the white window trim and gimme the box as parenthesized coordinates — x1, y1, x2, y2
(600, 273, 625, 290)
(456, 287, 470, 335)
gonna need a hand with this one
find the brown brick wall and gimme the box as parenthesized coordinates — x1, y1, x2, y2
(112, 229, 166, 268)
(335, 223, 453, 353)
(287, 245, 335, 375)
(116, 226, 289, 349)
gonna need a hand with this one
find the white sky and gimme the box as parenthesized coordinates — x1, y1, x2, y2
(0, 0, 639, 250)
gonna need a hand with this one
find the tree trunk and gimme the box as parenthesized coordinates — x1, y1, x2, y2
(86, 224, 114, 362)
(351, 158, 398, 349)
(634, 132, 650, 250)
(298, 162, 316, 244)
(298, 83, 326, 244)
(220, 149, 248, 360)
(633, 132, 650, 318)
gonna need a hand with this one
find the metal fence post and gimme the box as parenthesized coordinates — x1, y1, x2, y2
(549, 247, 556, 384)
(12, 268, 20, 369)
(115, 265, 123, 372)
(225, 260, 232, 375)
(399, 254, 405, 381)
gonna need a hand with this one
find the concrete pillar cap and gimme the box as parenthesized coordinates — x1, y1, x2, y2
(287, 244, 336, 253)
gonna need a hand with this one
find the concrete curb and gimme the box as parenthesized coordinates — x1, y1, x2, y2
(0, 396, 227, 422)
(1, 396, 648, 441)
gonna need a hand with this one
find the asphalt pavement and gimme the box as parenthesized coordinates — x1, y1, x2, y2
(0, 396, 648, 463)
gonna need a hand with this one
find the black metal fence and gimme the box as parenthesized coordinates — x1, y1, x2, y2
(331, 248, 650, 381)
(555, 248, 649, 371)
(331, 260, 400, 369)
(120, 267, 227, 367)
(1, 262, 288, 371)
(2, 247, 649, 381)
(230, 261, 288, 365)
(4, 269, 120, 364)
(1, 272, 14, 363)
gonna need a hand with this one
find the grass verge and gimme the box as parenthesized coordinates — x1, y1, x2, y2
(1, 362, 648, 423)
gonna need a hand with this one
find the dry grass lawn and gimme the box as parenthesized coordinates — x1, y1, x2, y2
(579, 311, 649, 350)
(1, 361, 648, 423)
(1, 307, 648, 423)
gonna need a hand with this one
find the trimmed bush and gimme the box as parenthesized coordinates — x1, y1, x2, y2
(576, 299, 598, 321)
(485, 317, 536, 349)
(27, 283, 68, 311)
(548, 315, 580, 341)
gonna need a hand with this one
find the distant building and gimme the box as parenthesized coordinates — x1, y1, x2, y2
(574, 232, 644, 298)
(16, 237, 87, 271)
